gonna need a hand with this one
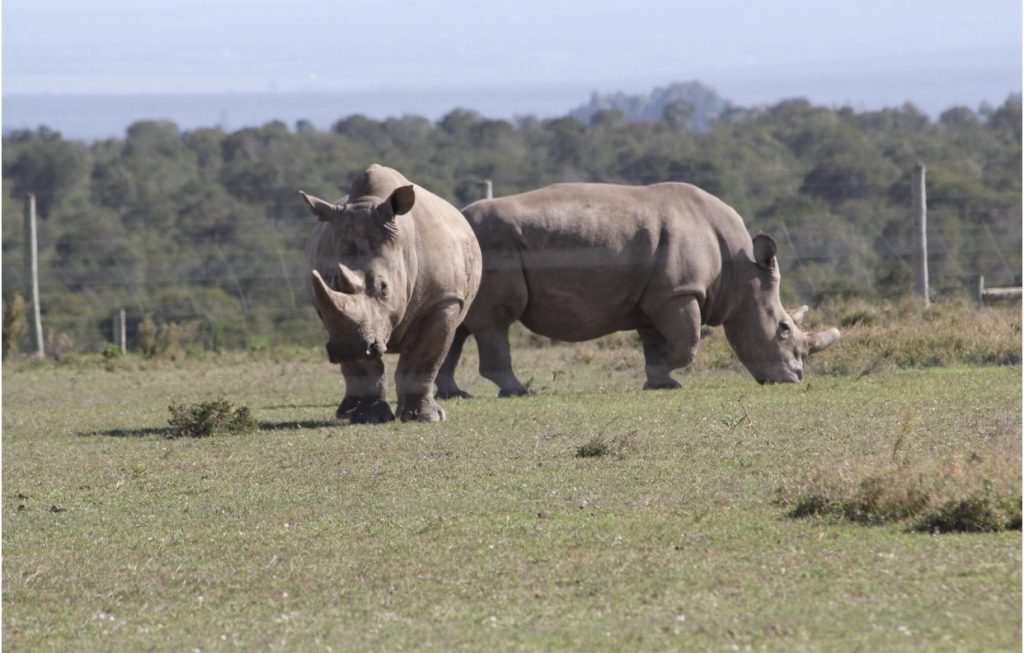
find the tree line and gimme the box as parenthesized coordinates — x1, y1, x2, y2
(2, 94, 1020, 355)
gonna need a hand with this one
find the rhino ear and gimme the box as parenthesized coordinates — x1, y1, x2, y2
(388, 185, 416, 216)
(299, 191, 340, 223)
(752, 233, 778, 271)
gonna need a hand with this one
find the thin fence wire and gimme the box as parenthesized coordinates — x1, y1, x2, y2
(2, 192, 1020, 354)
(5, 226, 1017, 286)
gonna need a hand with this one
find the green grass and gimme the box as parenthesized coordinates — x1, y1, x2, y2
(3, 343, 1021, 651)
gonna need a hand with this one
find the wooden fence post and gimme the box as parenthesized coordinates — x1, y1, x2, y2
(114, 308, 127, 354)
(24, 194, 44, 357)
(912, 164, 929, 307)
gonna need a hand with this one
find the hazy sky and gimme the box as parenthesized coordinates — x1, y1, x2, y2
(3, 0, 1021, 113)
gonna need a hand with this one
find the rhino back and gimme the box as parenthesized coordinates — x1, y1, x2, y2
(464, 182, 748, 339)
(405, 186, 482, 310)
(377, 184, 480, 350)
(360, 165, 480, 304)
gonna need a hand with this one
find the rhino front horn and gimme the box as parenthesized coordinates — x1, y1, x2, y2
(807, 328, 841, 354)
(311, 269, 359, 320)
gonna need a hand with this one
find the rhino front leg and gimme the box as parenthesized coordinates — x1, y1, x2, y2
(395, 301, 463, 422)
(338, 358, 395, 424)
(639, 326, 682, 390)
(639, 295, 702, 389)
(435, 325, 473, 400)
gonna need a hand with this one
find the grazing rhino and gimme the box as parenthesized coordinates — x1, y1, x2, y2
(301, 164, 481, 423)
(435, 182, 839, 397)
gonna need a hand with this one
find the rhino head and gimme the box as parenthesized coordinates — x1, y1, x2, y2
(723, 234, 840, 384)
(300, 185, 416, 363)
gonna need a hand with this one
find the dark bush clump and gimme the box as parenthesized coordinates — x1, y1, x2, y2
(914, 490, 1022, 533)
(576, 437, 610, 458)
(776, 441, 1021, 534)
(167, 399, 256, 438)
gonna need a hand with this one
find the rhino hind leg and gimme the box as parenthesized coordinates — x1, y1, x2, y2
(474, 327, 531, 397)
(435, 325, 473, 400)
(639, 326, 682, 390)
(457, 248, 530, 397)
(639, 295, 702, 389)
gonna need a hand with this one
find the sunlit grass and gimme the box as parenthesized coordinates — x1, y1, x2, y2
(2, 314, 1021, 651)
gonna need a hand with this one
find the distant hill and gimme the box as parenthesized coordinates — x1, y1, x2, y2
(569, 81, 732, 131)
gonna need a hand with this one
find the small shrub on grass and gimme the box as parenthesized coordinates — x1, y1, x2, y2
(167, 399, 256, 438)
(2, 293, 27, 359)
(46, 330, 78, 363)
(138, 315, 158, 357)
(575, 430, 636, 459)
(576, 437, 610, 458)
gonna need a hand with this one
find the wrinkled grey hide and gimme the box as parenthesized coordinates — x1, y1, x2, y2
(302, 164, 481, 422)
(436, 182, 839, 398)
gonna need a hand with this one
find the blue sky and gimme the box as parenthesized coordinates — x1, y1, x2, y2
(3, 0, 1021, 114)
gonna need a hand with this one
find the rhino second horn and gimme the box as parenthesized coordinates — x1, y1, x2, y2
(335, 264, 366, 294)
(790, 305, 809, 325)
(312, 269, 361, 322)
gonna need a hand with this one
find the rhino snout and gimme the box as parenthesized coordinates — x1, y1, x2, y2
(756, 362, 803, 385)
(325, 335, 387, 363)
(325, 341, 345, 364)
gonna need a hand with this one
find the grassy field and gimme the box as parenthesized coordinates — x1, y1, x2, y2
(3, 333, 1021, 651)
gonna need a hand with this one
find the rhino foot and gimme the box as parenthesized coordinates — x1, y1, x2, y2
(643, 379, 682, 390)
(335, 396, 363, 419)
(498, 387, 534, 398)
(345, 399, 395, 424)
(398, 400, 447, 423)
(436, 388, 474, 400)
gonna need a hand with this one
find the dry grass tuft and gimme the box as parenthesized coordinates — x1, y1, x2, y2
(575, 429, 637, 459)
(523, 298, 1021, 379)
(810, 298, 1021, 373)
(777, 426, 1021, 533)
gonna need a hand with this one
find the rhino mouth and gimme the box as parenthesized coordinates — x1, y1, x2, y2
(756, 367, 803, 385)
(325, 339, 386, 364)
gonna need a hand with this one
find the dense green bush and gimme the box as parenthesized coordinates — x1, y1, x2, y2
(2, 95, 1019, 354)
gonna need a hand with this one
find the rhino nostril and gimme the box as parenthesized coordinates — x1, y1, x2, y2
(325, 342, 340, 363)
